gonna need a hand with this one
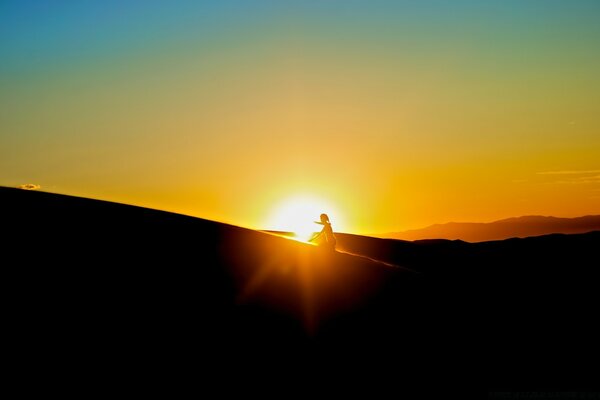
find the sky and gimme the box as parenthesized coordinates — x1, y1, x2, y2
(2, 0, 600, 234)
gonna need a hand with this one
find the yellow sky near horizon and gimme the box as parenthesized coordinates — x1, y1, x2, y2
(1, 2, 599, 234)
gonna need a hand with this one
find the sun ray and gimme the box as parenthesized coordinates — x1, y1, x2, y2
(265, 195, 342, 242)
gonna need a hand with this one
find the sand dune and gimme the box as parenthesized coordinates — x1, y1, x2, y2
(4, 187, 436, 388)
(4, 186, 599, 390)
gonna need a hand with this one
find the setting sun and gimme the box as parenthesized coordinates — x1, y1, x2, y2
(266, 195, 343, 242)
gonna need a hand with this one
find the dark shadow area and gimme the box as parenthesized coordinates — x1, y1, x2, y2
(3, 187, 599, 394)
(335, 232, 600, 390)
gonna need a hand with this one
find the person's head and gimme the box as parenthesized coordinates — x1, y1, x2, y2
(320, 213, 330, 224)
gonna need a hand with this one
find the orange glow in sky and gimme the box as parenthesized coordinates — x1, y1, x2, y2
(1, 2, 599, 234)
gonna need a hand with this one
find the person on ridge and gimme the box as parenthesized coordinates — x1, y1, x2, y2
(310, 213, 336, 252)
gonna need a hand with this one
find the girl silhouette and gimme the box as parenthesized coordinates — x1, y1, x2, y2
(310, 213, 336, 252)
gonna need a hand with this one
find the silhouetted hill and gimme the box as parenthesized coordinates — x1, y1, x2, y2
(2, 187, 439, 392)
(3, 186, 599, 393)
(379, 215, 600, 242)
(335, 231, 600, 388)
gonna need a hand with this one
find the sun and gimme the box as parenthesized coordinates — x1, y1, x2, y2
(266, 195, 342, 242)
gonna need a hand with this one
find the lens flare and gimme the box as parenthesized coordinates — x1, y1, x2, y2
(266, 195, 342, 242)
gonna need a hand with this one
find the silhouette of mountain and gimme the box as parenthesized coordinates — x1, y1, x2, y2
(378, 215, 600, 242)
(3, 186, 598, 393)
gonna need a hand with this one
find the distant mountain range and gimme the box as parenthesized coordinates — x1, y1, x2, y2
(377, 215, 600, 242)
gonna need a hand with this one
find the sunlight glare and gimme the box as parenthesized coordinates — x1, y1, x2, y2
(266, 195, 342, 242)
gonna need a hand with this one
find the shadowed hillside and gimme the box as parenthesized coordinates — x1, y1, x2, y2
(335, 231, 600, 388)
(3, 187, 450, 391)
(379, 215, 600, 242)
(4, 187, 599, 392)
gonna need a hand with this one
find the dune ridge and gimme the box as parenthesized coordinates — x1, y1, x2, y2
(3, 186, 599, 391)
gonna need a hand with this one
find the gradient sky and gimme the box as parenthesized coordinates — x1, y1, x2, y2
(2, 0, 600, 233)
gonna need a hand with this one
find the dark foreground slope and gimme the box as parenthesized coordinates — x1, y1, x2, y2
(4, 187, 599, 392)
(3, 188, 453, 392)
(336, 232, 600, 389)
